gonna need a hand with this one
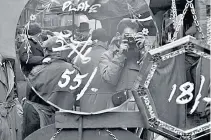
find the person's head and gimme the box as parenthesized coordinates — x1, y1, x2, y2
(115, 18, 145, 51)
(28, 23, 42, 42)
(117, 18, 139, 38)
(28, 23, 42, 36)
(92, 28, 109, 47)
(78, 22, 90, 37)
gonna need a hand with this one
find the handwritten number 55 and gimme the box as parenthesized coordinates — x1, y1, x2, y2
(58, 69, 87, 90)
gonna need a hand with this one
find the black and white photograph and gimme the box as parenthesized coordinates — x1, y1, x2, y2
(0, 0, 210, 140)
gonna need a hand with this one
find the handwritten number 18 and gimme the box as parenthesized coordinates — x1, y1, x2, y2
(168, 75, 210, 114)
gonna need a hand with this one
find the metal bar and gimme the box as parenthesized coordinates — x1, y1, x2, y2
(149, 35, 192, 55)
(131, 90, 149, 129)
(55, 112, 144, 129)
(78, 116, 83, 140)
(149, 127, 180, 140)
(193, 131, 211, 140)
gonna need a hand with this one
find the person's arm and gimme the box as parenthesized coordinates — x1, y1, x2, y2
(19, 41, 44, 66)
(99, 50, 126, 86)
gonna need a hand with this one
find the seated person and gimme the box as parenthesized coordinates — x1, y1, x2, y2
(23, 36, 83, 139)
(76, 28, 113, 112)
(28, 36, 82, 110)
(19, 23, 51, 76)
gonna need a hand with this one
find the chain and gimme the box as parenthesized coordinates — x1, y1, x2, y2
(50, 128, 119, 140)
(207, 15, 211, 46)
(50, 128, 63, 140)
(171, 0, 191, 42)
(171, 0, 178, 28)
(171, 0, 205, 42)
(105, 129, 119, 140)
(189, 3, 205, 39)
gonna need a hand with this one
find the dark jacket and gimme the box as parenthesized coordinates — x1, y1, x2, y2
(22, 100, 55, 139)
(0, 59, 17, 102)
(19, 38, 44, 76)
(99, 45, 141, 92)
(99, 42, 143, 111)
(0, 59, 22, 140)
(75, 42, 114, 112)
(28, 59, 82, 110)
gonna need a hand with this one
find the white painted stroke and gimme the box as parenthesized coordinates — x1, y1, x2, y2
(76, 67, 98, 100)
(190, 75, 205, 114)
(168, 84, 177, 102)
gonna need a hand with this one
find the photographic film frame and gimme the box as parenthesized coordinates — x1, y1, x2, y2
(1, 0, 210, 139)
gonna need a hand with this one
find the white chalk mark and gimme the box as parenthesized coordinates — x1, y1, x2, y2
(68, 44, 91, 63)
(68, 44, 79, 58)
(62, 1, 101, 13)
(68, 37, 92, 60)
(69, 73, 88, 90)
(55, 37, 65, 47)
(168, 84, 177, 102)
(203, 97, 211, 103)
(40, 3, 52, 13)
(136, 16, 153, 22)
(70, 37, 81, 45)
(80, 47, 92, 64)
(68, 37, 81, 58)
(91, 88, 98, 92)
(76, 67, 98, 100)
(176, 82, 194, 104)
(59, 32, 71, 38)
(52, 43, 74, 51)
(74, 36, 92, 64)
(36, 0, 59, 16)
(51, 0, 60, 5)
(52, 38, 91, 63)
(58, 69, 75, 88)
(190, 75, 205, 114)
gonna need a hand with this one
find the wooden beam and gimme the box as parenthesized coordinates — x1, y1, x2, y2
(25, 124, 142, 140)
(55, 112, 144, 129)
(131, 91, 149, 129)
(149, 35, 210, 55)
(149, 36, 192, 55)
(78, 116, 83, 140)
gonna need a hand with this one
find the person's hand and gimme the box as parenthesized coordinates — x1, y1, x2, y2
(119, 42, 129, 55)
(135, 32, 145, 49)
(42, 57, 51, 64)
(110, 34, 122, 46)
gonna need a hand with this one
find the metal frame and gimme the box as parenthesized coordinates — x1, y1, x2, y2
(136, 35, 211, 140)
